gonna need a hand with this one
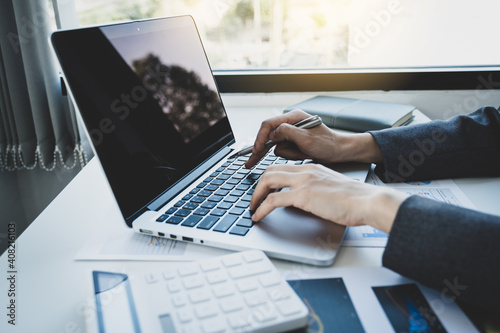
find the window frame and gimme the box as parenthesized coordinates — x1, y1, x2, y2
(213, 67, 500, 93)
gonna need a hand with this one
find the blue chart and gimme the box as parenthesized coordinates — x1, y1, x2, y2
(373, 284, 446, 333)
(362, 227, 388, 238)
(288, 278, 364, 333)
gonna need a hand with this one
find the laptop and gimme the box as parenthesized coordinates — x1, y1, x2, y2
(51, 15, 368, 266)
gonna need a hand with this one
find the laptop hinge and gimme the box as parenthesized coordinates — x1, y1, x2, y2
(146, 146, 233, 212)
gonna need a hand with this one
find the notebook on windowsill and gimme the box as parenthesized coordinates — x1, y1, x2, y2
(284, 96, 416, 132)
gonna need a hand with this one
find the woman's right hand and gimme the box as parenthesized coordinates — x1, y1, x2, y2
(245, 109, 383, 168)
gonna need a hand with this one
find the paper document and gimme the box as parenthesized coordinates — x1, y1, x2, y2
(281, 266, 478, 333)
(343, 169, 476, 247)
(75, 228, 230, 261)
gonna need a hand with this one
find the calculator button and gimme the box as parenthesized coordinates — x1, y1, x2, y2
(222, 255, 243, 268)
(219, 297, 244, 313)
(268, 287, 291, 301)
(162, 270, 177, 280)
(195, 304, 218, 319)
(236, 279, 258, 292)
(200, 261, 222, 272)
(201, 317, 226, 333)
(172, 294, 188, 307)
(183, 276, 205, 290)
(167, 281, 182, 293)
(189, 290, 211, 304)
(178, 308, 194, 323)
(212, 284, 235, 298)
(258, 274, 281, 287)
(206, 270, 228, 284)
(145, 273, 159, 284)
(277, 301, 303, 317)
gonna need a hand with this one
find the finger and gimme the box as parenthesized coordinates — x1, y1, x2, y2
(245, 110, 311, 168)
(245, 146, 271, 169)
(252, 190, 297, 221)
(249, 165, 310, 210)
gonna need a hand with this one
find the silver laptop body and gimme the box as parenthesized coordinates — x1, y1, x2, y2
(51, 15, 368, 266)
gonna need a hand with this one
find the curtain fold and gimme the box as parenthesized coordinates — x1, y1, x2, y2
(0, 0, 87, 171)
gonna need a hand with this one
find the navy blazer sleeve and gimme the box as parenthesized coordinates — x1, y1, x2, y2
(368, 107, 500, 311)
(370, 106, 500, 182)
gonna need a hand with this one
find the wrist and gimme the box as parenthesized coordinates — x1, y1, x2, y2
(368, 188, 408, 233)
(342, 133, 383, 163)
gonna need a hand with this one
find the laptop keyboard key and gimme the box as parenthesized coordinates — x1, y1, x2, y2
(241, 194, 252, 202)
(204, 185, 218, 191)
(182, 194, 194, 201)
(201, 201, 217, 209)
(175, 209, 191, 217)
(236, 185, 250, 191)
(156, 214, 168, 222)
(236, 218, 253, 228)
(215, 189, 230, 196)
(210, 209, 226, 217)
(181, 215, 202, 227)
(191, 196, 206, 203)
(167, 216, 183, 224)
(223, 196, 238, 203)
(217, 202, 233, 210)
(213, 215, 238, 233)
(166, 207, 178, 214)
(229, 226, 250, 236)
(231, 190, 245, 197)
(197, 216, 219, 230)
(207, 195, 224, 202)
(193, 208, 210, 216)
(174, 200, 186, 207)
(235, 201, 249, 209)
(229, 208, 245, 215)
(183, 202, 199, 210)
(226, 178, 240, 185)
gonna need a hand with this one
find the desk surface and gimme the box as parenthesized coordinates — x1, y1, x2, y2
(2, 93, 500, 333)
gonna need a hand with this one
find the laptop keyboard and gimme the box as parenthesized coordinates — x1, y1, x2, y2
(155, 151, 306, 237)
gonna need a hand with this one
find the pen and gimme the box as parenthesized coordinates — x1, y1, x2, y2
(231, 115, 323, 157)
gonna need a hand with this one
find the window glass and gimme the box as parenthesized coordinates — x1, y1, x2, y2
(74, 0, 500, 70)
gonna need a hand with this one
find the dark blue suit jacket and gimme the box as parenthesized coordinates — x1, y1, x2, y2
(370, 107, 500, 312)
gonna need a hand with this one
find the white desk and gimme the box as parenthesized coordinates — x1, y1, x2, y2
(2, 94, 500, 333)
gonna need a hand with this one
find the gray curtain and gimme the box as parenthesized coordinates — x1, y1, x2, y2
(0, 0, 87, 171)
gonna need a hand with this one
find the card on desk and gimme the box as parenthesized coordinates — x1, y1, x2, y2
(284, 96, 416, 132)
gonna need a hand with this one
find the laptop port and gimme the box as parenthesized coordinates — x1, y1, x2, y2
(182, 236, 194, 242)
(158, 232, 165, 237)
(139, 229, 153, 234)
(170, 234, 177, 239)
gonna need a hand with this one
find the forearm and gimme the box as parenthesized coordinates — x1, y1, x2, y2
(384, 196, 500, 311)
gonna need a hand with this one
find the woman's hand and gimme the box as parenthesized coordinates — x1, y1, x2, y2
(245, 109, 383, 168)
(249, 164, 408, 233)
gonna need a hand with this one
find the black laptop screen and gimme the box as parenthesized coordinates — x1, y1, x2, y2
(51, 16, 234, 222)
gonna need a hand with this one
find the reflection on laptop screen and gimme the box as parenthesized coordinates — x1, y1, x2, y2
(52, 16, 234, 222)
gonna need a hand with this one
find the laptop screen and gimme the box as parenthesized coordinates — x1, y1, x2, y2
(52, 16, 234, 222)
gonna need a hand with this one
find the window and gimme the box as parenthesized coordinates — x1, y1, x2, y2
(66, 0, 500, 70)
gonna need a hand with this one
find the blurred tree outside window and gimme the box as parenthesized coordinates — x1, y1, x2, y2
(73, 0, 500, 70)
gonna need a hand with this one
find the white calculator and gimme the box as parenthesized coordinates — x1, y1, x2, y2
(89, 250, 309, 332)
